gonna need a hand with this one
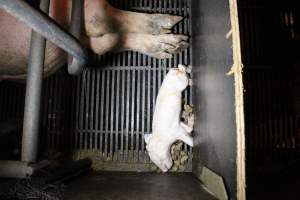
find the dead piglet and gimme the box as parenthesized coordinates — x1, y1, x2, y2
(145, 64, 194, 172)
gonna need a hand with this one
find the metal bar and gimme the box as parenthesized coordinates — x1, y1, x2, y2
(0, 161, 34, 178)
(183, 0, 188, 118)
(126, 70, 130, 161)
(187, 0, 193, 155)
(90, 70, 95, 149)
(70, 130, 151, 136)
(0, 0, 87, 75)
(95, 69, 100, 150)
(132, 51, 137, 162)
(121, 69, 125, 160)
(105, 70, 110, 157)
(146, 67, 151, 162)
(115, 70, 120, 160)
(136, 69, 141, 162)
(131, 69, 136, 162)
(184, 0, 188, 65)
(173, 0, 178, 68)
(100, 71, 105, 152)
(79, 74, 85, 149)
(141, 68, 146, 162)
(137, 51, 142, 162)
(141, 45, 146, 162)
(68, 0, 85, 75)
(85, 70, 91, 149)
(152, 64, 156, 122)
(21, 0, 50, 163)
(110, 70, 115, 158)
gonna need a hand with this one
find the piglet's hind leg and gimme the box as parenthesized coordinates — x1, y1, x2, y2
(144, 133, 152, 144)
(177, 125, 194, 147)
(180, 122, 193, 133)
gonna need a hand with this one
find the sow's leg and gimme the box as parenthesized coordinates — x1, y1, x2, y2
(84, 0, 183, 36)
(0, 0, 188, 80)
(85, 0, 189, 59)
(89, 33, 189, 59)
(0, 0, 69, 80)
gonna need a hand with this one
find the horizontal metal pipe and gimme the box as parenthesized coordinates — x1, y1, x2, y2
(21, 0, 49, 163)
(0, 161, 34, 178)
(0, 0, 87, 75)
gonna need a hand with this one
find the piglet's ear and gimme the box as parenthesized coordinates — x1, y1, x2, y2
(144, 134, 152, 144)
(178, 64, 186, 72)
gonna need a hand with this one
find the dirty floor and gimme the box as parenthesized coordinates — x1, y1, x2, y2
(64, 172, 217, 200)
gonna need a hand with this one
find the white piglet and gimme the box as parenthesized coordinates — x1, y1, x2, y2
(145, 64, 194, 172)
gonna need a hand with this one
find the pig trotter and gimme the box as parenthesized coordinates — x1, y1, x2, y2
(89, 33, 189, 59)
(85, 0, 188, 58)
(85, 0, 183, 36)
(125, 13, 183, 35)
(128, 34, 189, 59)
(148, 34, 189, 59)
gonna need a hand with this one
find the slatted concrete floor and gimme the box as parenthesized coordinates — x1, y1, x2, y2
(64, 172, 216, 200)
(0, 0, 193, 170)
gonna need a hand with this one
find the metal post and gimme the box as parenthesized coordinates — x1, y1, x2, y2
(68, 0, 84, 75)
(21, 0, 50, 162)
(0, 0, 87, 75)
